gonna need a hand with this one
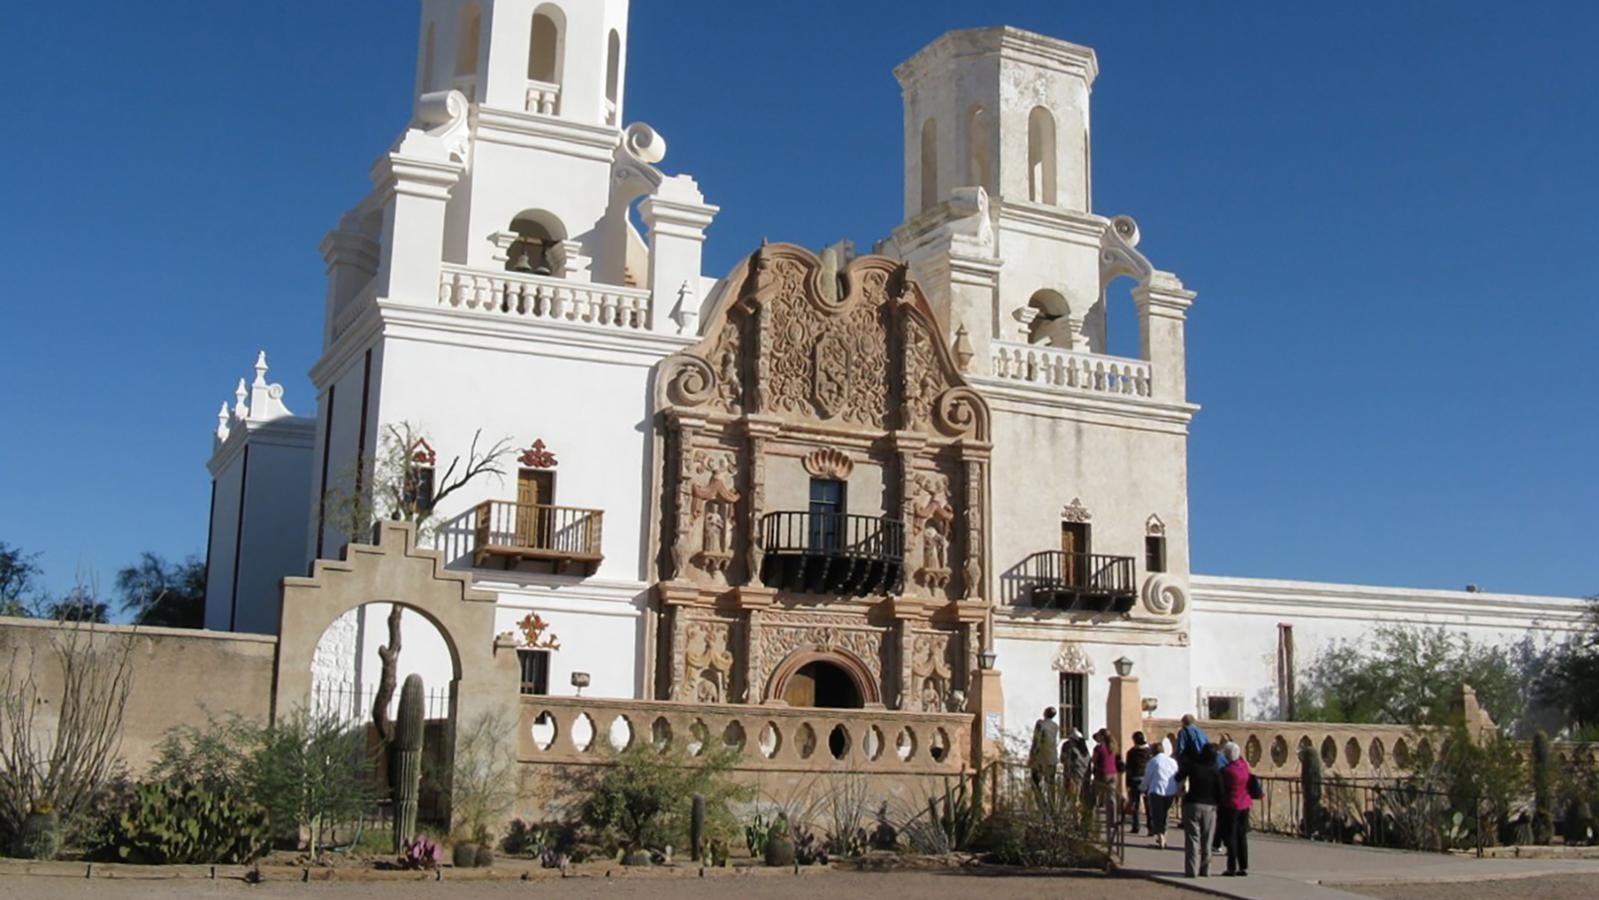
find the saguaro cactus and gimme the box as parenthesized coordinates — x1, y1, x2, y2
(1532, 731, 1553, 845)
(392, 674, 426, 851)
(1300, 744, 1323, 839)
(691, 794, 705, 861)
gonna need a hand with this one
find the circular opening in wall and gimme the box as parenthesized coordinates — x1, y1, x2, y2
(531, 711, 557, 751)
(571, 712, 596, 753)
(1245, 735, 1263, 767)
(1270, 736, 1289, 768)
(650, 716, 672, 752)
(796, 723, 817, 760)
(758, 722, 781, 759)
(723, 720, 746, 753)
(828, 724, 851, 760)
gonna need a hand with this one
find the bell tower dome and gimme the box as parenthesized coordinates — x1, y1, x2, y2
(415, 0, 630, 127)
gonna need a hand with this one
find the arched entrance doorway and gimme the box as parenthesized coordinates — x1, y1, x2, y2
(783, 660, 862, 709)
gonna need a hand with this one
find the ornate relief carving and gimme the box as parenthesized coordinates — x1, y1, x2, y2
(518, 439, 557, 469)
(1052, 641, 1095, 674)
(664, 355, 716, 407)
(754, 613, 884, 700)
(910, 631, 956, 712)
(962, 462, 984, 600)
(687, 449, 740, 576)
(1142, 573, 1188, 616)
(813, 333, 852, 417)
(712, 320, 742, 413)
(802, 447, 854, 480)
(907, 472, 954, 590)
(933, 387, 989, 440)
(682, 618, 736, 703)
(1146, 514, 1166, 536)
(1061, 497, 1092, 523)
(904, 318, 951, 430)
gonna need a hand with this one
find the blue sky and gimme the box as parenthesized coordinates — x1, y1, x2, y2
(2, 1, 1595, 609)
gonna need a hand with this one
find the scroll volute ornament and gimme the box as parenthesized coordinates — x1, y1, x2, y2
(802, 447, 853, 480)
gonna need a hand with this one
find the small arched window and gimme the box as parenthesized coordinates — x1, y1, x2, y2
(529, 8, 562, 83)
(1027, 289, 1072, 347)
(1028, 106, 1057, 205)
(920, 118, 940, 213)
(505, 210, 568, 276)
(455, 3, 481, 76)
(421, 23, 436, 94)
(604, 29, 621, 122)
(967, 106, 993, 194)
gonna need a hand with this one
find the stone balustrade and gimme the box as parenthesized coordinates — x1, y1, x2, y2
(990, 341, 1152, 398)
(518, 695, 970, 776)
(525, 80, 560, 116)
(438, 265, 651, 331)
(1145, 717, 1599, 779)
(1145, 717, 1440, 777)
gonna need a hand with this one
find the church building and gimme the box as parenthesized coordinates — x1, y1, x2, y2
(202, 0, 1587, 744)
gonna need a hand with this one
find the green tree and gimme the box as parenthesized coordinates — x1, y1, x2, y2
(44, 588, 110, 624)
(1537, 596, 1599, 737)
(579, 744, 749, 852)
(246, 709, 380, 854)
(115, 553, 206, 628)
(0, 542, 42, 617)
(1297, 624, 1528, 733)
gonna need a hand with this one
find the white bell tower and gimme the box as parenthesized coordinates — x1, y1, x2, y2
(415, 0, 630, 127)
(888, 27, 1119, 374)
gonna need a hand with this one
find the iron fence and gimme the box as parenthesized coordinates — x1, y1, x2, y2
(311, 681, 453, 728)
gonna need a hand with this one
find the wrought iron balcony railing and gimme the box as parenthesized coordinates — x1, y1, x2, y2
(758, 511, 905, 597)
(1024, 550, 1137, 613)
(472, 500, 603, 574)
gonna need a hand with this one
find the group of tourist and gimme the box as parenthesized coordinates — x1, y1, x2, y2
(1029, 708, 1259, 878)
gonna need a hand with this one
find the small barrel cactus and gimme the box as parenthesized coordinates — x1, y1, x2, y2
(15, 806, 61, 861)
(392, 674, 426, 852)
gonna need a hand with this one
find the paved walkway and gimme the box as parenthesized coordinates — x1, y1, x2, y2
(1121, 833, 1599, 899)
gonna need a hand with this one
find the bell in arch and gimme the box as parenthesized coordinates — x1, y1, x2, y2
(507, 241, 539, 274)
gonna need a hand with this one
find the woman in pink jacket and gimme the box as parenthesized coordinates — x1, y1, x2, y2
(1218, 741, 1253, 877)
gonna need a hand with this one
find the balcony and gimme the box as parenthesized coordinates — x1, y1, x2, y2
(758, 512, 904, 597)
(1022, 551, 1136, 613)
(472, 501, 603, 574)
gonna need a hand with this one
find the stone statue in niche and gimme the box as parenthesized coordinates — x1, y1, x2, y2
(911, 632, 954, 712)
(689, 451, 740, 576)
(683, 619, 735, 703)
(908, 472, 954, 589)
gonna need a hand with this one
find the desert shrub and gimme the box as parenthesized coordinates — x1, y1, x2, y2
(450, 709, 527, 846)
(972, 791, 1100, 868)
(246, 708, 381, 854)
(578, 744, 748, 852)
(90, 780, 270, 864)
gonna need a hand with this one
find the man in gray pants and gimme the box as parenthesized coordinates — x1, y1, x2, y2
(1181, 744, 1224, 877)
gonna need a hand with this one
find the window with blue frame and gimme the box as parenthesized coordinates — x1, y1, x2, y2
(808, 478, 846, 552)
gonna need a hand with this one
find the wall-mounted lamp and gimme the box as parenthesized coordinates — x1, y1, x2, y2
(978, 649, 997, 671)
(570, 671, 591, 696)
(1113, 656, 1135, 678)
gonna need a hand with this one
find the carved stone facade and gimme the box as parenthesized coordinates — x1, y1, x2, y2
(652, 244, 993, 708)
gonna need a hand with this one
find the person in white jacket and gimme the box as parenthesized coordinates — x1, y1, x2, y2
(1143, 740, 1181, 848)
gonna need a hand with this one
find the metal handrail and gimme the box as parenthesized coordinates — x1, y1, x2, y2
(1027, 550, 1135, 594)
(758, 511, 906, 561)
(472, 500, 603, 557)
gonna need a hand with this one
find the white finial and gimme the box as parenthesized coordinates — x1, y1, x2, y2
(253, 351, 269, 386)
(215, 402, 231, 443)
(233, 378, 249, 420)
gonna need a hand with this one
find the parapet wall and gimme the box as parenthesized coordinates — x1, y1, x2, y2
(0, 616, 277, 773)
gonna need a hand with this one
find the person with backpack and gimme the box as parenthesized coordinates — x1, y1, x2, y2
(1219, 740, 1257, 877)
(1181, 743, 1223, 877)
(1124, 731, 1151, 833)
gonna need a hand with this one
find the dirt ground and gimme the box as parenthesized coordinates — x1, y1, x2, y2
(1336, 874, 1599, 900)
(0, 870, 1202, 900)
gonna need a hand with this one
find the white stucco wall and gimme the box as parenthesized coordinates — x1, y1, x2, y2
(1188, 576, 1592, 720)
